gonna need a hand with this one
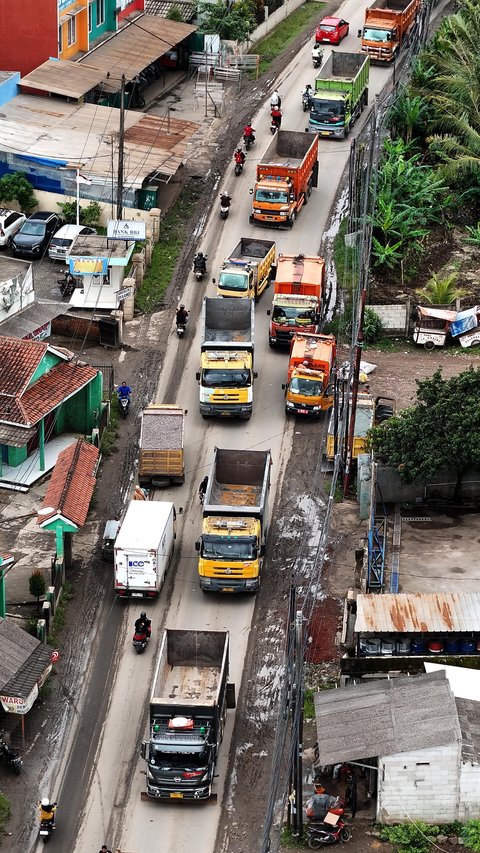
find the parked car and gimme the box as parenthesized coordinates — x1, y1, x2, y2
(315, 17, 350, 45)
(48, 224, 97, 261)
(10, 212, 62, 257)
(0, 208, 26, 248)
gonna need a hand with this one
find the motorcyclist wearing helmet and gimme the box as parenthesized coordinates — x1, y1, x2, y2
(193, 252, 207, 273)
(270, 107, 282, 129)
(176, 305, 189, 326)
(234, 148, 246, 166)
(243, 123, 255, 140)
(135, 612, 151, 637)
(270, 89, 281, 109)
(40, 798, 57, 826)
(220, 191, 232, 207)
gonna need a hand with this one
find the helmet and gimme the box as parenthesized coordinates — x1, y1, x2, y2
(180, 304, 185, 310)
(140, 611, 146, 619)
(41, 798, 50, 807)
(198, 251, 204, 258)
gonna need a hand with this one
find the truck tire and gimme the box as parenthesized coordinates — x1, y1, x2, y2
(364, 88, 369, 107)
(303, 190, 308, 206)
(288, 211, 296, 228)
(249, 214, 254, 224)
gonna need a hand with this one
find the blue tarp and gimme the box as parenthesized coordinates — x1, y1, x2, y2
(450, 307, 478, 337)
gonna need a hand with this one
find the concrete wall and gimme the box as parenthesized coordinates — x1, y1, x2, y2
(375, 464, 480, 503)
(0, 72, 20, 108)
(378, 743, 460, 824)
(369, 303, 409, 335)
(0, 263, 34, 322)
(459, 762, 480, 821)
(33, 189, 157, 227)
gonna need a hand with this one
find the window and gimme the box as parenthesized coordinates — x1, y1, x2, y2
(67, 15, 76, 47)
(58, 24, 63, 53)
(96, 0, 105, 26)
(88, 3, 92, 32)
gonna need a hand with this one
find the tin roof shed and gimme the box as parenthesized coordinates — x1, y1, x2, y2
(355, 592, 480, 634)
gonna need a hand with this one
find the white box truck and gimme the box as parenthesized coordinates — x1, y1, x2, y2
(114, 501, 175, 598)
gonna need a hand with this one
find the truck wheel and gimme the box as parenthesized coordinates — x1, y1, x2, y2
(288, 212, 296, 227)
(241, 413, 252, 420)
(249, 214, 254, 224)
(226, 682, 236, 709)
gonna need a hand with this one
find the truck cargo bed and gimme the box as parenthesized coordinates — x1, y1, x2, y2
(202, 298, 254, 345)
(230, 238, 275, 260)
(140, 406, 183, 451)
(211, 482, 262, 507)
(161, 666, 221, 703)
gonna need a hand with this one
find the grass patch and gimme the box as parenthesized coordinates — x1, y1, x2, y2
(280, 826, 305, 848)
(304, 687, 315, 719)
(254, 2, 325, 76)
(100, 395, 119, 457)
(135, 179, 204, 314)
(333, 216, 357, 293)
(0, 794, 11, 835)
(47, 581, 73, 647)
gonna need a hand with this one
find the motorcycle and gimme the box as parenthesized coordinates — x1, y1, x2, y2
(57, 272, 77, 299)
(176, 314, 188, 338)
(193, 253, 207, 280)
(234, 153, 245, 176)
(243, 133, 255, 151)
(312, 45, 324, 68)
(220, 193, 231, 220)
(302, 88, 313, 111)
(270, 111, 282, 134)
(39, 803, 57, 844)
(118, 396, 130, 419)
(306, 819, 351, 848)
(133, 631, 149, 654)
(0, 740, 23, 775)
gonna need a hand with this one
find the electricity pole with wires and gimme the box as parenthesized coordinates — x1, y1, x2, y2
(116, 74, 126, 220)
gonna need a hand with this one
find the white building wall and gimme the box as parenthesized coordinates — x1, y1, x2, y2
(377, 743, 460, 824)
(0, 264, 34, 322)
(459, 762, 480, 820)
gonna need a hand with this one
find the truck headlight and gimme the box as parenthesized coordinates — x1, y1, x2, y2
(279, 211, 287, 217)
(202, 578, 212, 587)
(286, 402, 294, 408)
(254, 208, 261, 214)
(245, 579, 258, 589)
(312, 406, 320, 411)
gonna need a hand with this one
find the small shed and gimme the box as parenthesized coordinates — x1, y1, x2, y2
(0, 618, 52, 718)
(314, 671, 480, 824)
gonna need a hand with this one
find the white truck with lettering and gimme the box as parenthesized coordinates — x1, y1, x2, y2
(114, 500, 175, 598)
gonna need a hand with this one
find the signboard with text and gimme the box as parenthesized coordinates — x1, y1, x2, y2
(107, 220, 146, 241)
(69, 257, 109, 276)
(116, 287, 133, 304)
(1, 684, 38, 715)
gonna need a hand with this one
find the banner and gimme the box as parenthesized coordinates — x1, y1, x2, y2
(69, 257, 109, 276)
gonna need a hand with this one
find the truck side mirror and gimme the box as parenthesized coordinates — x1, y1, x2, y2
(260, 544, 266, 557)
(249, 188, 253, 195)
(196, 372, 200, 381)
(178, 507, 183, 515)
(195, 540, 200, 552)
(141, 742, 148, 760)
(212, 277, 216, 284)
(357, 29, 362, 37)
(253, 371, 258, 379)
(266, 309, 271, 316)
(281, 384, 286, 391)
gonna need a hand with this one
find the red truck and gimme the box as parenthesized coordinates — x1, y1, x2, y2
(249, 131, 319, 228)
(358, 0, 421, 63)
(267, 254, 325, 347)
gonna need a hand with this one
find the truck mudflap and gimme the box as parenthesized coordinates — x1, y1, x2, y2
(200, 403, 252, 420)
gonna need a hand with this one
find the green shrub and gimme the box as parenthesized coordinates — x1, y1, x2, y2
(380, 822, 440, 853)
(0, 793, 11, 834)
(363, 307, 384, 344)
(462, 820, 480, 852)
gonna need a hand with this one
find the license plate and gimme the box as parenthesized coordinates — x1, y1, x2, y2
(170, 792, 183, 799)
(131, 592, 143, 597)
(222, 587, 235, 593)
(321, 131, 330, 136)
(298, 409, 308, 414)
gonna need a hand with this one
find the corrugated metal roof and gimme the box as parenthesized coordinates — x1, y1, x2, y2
(0, 618, 48, 695)
(20, 60, 104, 99)
(355, 593, 480, 634)
(314, 671, 461, 766)
(146, 1, 195, 22)
(0, 301, 65, 341)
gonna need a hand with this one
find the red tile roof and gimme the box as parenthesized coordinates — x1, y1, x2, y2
(38, 439, 99, 528)
(0, 336, 47, 396)
(0, 360, 98, 427)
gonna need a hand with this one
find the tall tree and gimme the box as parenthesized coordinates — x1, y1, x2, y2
(369, 367, 480, 496)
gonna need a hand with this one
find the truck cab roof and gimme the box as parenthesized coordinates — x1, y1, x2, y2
(202, 516, 259, 536)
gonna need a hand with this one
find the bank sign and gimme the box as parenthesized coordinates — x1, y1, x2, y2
(107, 219, 146, 241)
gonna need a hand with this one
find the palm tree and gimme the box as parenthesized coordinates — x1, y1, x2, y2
(387, 92, 430, 144)
(416, 271, 471, 305)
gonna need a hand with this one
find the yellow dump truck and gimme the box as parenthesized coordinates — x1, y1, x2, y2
(138, 405, 185, 486)
(196, 448, 272, 593)
(325, 391, 374, 463)
(215, 238, 276, 301)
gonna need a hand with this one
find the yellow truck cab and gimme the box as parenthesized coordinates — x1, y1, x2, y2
(216, 238, 275, 301)
(197, 298, 256, 420)
(196, 448, 272, 593)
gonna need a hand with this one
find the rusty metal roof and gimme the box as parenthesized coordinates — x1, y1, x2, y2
(355, 593, 480, 634)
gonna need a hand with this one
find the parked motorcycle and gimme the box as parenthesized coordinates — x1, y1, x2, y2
(307, 819, 351, 847)
(312, 45, 324, 68)
(302, 86, 313, 111)
(193, 252, 207, 280)
(57, 272, 77, 299)
(118, 396, 130, 419)
(0, 740, 23, 775)
(133, 631, 150, 654)
(220, 192, 232, 220)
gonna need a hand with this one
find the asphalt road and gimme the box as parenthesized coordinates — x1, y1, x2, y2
(35, 3, 390, 851)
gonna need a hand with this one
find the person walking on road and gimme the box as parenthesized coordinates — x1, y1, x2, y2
(99, 846, 112, 853)
(198, 476, 209, 505)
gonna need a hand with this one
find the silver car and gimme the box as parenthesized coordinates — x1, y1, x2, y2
(48, 224, 97, 261)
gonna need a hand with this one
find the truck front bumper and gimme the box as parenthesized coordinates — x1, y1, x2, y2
(308, 124, 346, 139)
(251, 212, 289, 227)
(286, 401, 323, 416)
(199, 576, 259, 593)
(200, 403, 252, 419)
(146, 782, 212, 800)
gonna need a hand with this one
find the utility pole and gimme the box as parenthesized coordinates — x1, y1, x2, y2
(204, 41, 208, 118)
(343, 289, 367, 495)
(292, 609, 304, 838)
(116, 74, 125, 220)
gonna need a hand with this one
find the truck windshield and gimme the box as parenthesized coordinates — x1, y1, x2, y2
(363, 27, 391, 41)
(202, 369, 251, 388)
(150, 749, 208, 769)
(290, 377, 324, 397)
(202, 536, 257, 560)
(273, 305, 316, 326)
(255, 189, 289, 204)
(218, 272, 249, 292)
(311, 99, 345, 123)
